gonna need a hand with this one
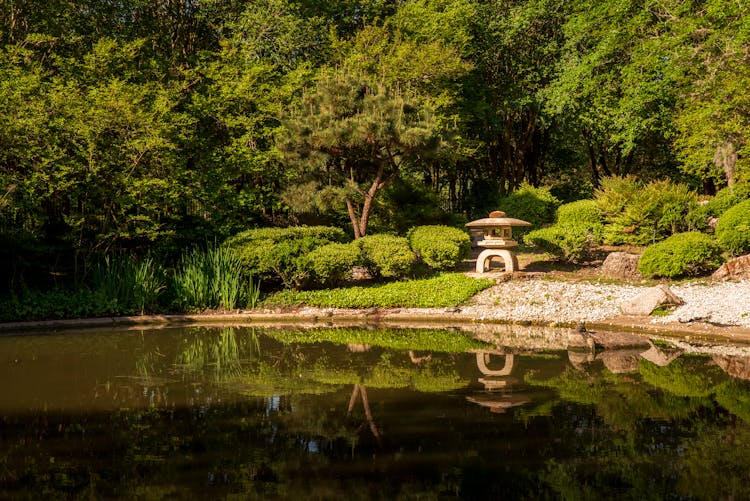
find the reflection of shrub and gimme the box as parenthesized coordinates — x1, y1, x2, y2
(716, 380, 750, 423)
(639, 357, 728, 397)
(595, 176, 697, 245)
(407, 225, 471, 271)
(496, 183, 560, 228)
(301, 242, 361, 288)
(638, 232, 723, 278)
(358, 234, 416, 278)
(715, 199, 750, 255)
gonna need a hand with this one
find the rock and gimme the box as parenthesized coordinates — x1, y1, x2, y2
(600, 252, 641, 280)
(712, 254, 750, 281)
(620, 284, 684, 316)
(713, 355, 750, 380)
(640, 342, 682, 366)
(597, 349, 647, 373)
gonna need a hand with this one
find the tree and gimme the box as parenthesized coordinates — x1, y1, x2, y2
(280, 68, 438, 238)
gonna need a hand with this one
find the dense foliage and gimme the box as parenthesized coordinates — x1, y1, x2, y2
(3, 0, 750, 296)
(638, 232, 724, 278)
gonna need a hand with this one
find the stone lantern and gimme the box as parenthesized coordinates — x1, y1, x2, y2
(465, 211, 531, 273)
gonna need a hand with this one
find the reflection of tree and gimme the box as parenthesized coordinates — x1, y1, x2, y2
(348, 384, 381, 445)
(715, 380, 750, 423)
(677, 424, 750, 500)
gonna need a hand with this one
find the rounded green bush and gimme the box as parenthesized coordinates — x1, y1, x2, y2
(715, 199, 750, 256)
(496, 183, 560, 228)
(706, 184, 750, 218)
(223, 226, 348, 284)
(358, 234, 416, 278)
(301, 242, 361, 288)
(556, 200, 603, 230)
(523, 225, 594, 263)
(638, 232, 724, 278)
(407, 225, 471, 271)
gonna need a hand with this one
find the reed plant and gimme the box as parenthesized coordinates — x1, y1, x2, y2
(172, 245, 259, 311)
(91, 255, 165, 314)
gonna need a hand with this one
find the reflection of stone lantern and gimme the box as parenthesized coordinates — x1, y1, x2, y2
(465, 211, 531, 273)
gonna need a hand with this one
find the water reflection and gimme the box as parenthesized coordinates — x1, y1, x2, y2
(0, 325, 749, 498)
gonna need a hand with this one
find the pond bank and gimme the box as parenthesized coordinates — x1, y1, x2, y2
(1, 277, 749, 344)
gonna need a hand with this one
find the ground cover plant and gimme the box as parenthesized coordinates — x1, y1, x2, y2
(262, 273, 494, 309)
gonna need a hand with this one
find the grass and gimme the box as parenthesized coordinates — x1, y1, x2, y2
(262, 272, 494, 309)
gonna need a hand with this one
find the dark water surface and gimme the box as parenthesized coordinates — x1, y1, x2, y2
(1, 325, 749, 499)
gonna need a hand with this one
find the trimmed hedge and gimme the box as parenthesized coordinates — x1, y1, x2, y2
(524, 225, 594, 263)
(301, 242, 361, 288)
(407, 225, 471, 271)
(358, 234, 416, 278)
(223, 226, 348, 286)
(638, 231, 724, 278)
(556, 199, 603, 232)
(496, 183, 560, 228)
(715, 199, 750, 256)
(522, 200, 603, 263)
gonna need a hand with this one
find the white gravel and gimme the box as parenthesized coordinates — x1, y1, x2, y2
(651, 281, 750, 327)
(458, 278, 750, 327)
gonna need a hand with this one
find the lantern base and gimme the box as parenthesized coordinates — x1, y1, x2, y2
(475, 248, 519, 273)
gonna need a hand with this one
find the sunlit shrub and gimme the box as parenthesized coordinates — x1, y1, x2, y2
(715, 199, 750, 255)
(301, 242, 361, 288)
(358, 234, 416, 278)
(407, 225, 471, 271)
(224, 226, 348, 286)
(596, 177, 698, 245)
(638, 232, 723, 278)
(496, 183, 560, 229)
(524, 225, 594, 263)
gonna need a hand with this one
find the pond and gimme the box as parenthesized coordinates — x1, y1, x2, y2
(1, 324, 750, 499)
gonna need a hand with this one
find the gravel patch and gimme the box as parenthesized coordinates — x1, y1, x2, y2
(651, 281, 750, 327)
(460, 280, 644, 323)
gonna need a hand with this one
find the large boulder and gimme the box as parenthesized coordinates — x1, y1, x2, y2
(712, 254, 750, 281)
(620, 284, 684, 316)
(600, 252, 641, 280)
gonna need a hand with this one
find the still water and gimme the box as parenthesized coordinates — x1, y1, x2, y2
(1, 325, 749, 499)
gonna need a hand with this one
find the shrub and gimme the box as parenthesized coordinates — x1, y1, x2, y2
(358, 234, 416, 278)
(523, 225, 594, 263)
(706, 183, 750, 217)
(638, 232, 724, 278)
(496, 183, 560, 228)
(556, 199, 603, 231)
(223, 226, 348, 285)
(301, 242, 361, 288)
(407, 225, 471, 271)
(596, 176, 697, 245)
(715, 199, 750, 255)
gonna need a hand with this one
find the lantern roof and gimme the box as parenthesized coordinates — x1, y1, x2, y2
(465, 211, 532, 228)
